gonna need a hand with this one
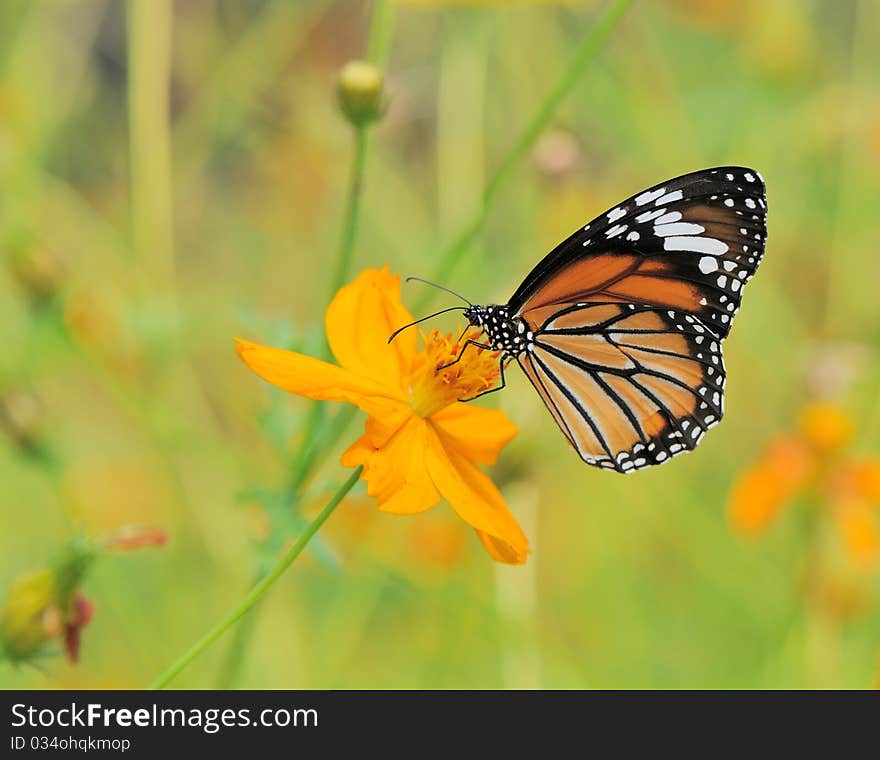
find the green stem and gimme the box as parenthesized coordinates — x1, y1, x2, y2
(329, 0, 394, 299)
(214, 404, 355, 688)
(150, 466, 362, 690)
(367, 0, 395, 68)
(417, 0, 634, 310)
(214, 597, 260, 690)
(127, 0, 174, 295)
(329, 125, 370, 298)
(822, 0, 870, 339)
(286, 405, 358, 499)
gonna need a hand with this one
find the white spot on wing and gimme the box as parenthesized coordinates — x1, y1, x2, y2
(663, 237, 729, 255)
(656, 189, 683, 205)
(635, 208, 667, 223)
(699, 256, 718, 274)
(635, 188, 665, 206)
(654, 211, 683, 225)
(654, 222, 705, 237)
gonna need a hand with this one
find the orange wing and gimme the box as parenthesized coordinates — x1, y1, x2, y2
(508, 167, 767, 340)
(517, 303, 724, 472)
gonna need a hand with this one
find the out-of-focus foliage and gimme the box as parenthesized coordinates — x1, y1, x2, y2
(1, 0, 879, 688)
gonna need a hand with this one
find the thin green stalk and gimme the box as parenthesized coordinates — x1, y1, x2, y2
(215, 403, 356, 688)
(330, 0, 393, 298)
(285, 404, 359, 499)
(214, 590, 261, 690)
(127, 0, 174, 294)
(417, 0, 635, 310)
(822, 0, 870, 339)
(150, 466, 362, 690)
(329, 125, 370, 297)
(367, 0, 396, 68)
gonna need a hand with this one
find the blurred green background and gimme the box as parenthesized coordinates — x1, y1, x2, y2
(2, 0, 880, 689)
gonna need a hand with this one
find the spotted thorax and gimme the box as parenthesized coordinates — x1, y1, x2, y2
(464, 305, 533, 358)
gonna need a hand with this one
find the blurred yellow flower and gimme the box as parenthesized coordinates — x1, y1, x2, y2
(729, 401, 880, 569)
(236, 267, 528, 564)
(799, 402, 854, 453)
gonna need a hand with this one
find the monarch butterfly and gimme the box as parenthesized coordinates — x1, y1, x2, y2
(394, 167, 767, 473)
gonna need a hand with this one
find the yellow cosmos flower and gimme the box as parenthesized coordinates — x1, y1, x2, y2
(235, 267, 528, 564)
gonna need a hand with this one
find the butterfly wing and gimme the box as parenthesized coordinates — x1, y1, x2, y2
(509, 167, 766, 472)
(509, 166, 767, 340)
(518, 303, 725, 472)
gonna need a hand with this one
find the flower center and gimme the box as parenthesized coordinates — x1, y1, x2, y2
(407, 329, 501, 418)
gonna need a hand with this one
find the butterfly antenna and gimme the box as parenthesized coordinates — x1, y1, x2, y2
(387, 306, 467, 344)
(405, 276, 473, 306)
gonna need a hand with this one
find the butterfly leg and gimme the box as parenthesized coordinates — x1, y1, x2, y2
(457, 356, 510, 402)
(435, 338, 493, 372)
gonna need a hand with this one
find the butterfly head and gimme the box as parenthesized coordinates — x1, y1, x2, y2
(465, 304, 530, 357)
(463, 305, 488, 328)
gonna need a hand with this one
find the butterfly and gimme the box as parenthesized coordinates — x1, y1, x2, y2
(396, 167, 767, 473)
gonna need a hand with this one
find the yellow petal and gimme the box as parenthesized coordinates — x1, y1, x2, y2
(235, 338, 408, 426)
(342, 418, 439, 515)
(325, 267, 417, 394)
(424, 425, 529, 563)
(475, 529, 527, 565)
(431, 403, 518, 466)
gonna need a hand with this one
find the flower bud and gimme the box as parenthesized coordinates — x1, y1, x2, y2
(0, 568, 57, 662)
(8, 240, 66, 306)
(0, 388, 47, 455)
(1, 538, 97, 664)
(337, 61, 385, 126)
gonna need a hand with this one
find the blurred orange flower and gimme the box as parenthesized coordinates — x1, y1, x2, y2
(236, 267, 528, 564)
(729, 401, 880, 569)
